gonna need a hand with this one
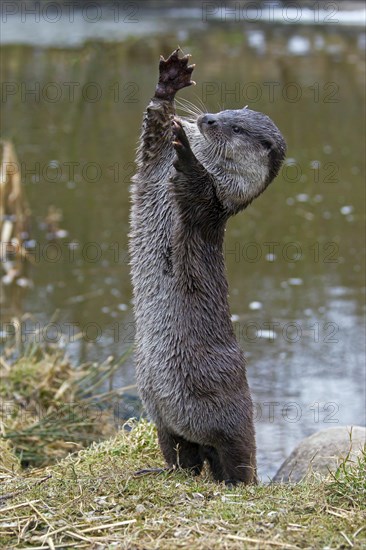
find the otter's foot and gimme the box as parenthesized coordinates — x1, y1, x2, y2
(155, 48, 195, 101)
(172, 118, 196, 172)
(158, 428, 204, 475)
(217, 443, 258, 485)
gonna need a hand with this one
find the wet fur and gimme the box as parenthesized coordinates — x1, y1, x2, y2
(129, 50, 286, 484)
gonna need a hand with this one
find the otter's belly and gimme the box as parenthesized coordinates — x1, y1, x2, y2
(137, 353, 249, 444)
(134, 287, 248, 442)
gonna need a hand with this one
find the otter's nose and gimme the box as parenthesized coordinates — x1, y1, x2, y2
(200, 114, 218, 126)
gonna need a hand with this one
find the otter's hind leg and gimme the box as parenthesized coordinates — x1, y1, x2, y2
(216, 440, 257, 485)
(158, 427, 203, 475)
(201, 446, 225, 481)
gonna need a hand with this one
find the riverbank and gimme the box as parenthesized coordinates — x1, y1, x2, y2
(1, 346, 365, 548)
(0, 347, 364, 548)
(1, 418, 365, 549)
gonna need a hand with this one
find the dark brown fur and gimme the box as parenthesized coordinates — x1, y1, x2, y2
(129, 49, 286, 484)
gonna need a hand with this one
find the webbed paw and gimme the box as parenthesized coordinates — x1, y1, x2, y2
(155, 48, 195, 101)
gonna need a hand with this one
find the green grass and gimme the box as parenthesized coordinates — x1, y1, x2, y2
(1, 419, 365, 549)
(1, 346, 365, 548)
(327, 445, 366, 508)
(0, 343, 128, 467)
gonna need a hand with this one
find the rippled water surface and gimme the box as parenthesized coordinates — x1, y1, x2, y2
(1, 5, 365, 478)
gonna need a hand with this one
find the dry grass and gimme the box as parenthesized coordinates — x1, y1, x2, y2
(0, 347, 364, 548)
(0, 140, 32, 284)
(0, 419, 365, 549)
(0, 343, 130, 467)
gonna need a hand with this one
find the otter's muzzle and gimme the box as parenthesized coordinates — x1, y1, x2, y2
(197, 114, 218, 134)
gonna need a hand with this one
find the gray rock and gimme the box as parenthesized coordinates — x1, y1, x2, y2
(273, 426, 365, 483)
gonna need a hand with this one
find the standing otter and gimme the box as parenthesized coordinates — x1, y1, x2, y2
(130, 49, 286, 484)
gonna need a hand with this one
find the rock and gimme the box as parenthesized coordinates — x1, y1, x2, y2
(273, 426, 365, 483)
(135, 504, 146, 514)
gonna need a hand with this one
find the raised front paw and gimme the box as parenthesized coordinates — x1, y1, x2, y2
(155, 48, 196, 101)
(172, 118, 195, 171)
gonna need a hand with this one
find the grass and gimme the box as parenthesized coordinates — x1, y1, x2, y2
(0, 419, 365, 549)
(327, 445, 366, 508)
(0, 346, 365, 548)
(0, 342, 130, 467)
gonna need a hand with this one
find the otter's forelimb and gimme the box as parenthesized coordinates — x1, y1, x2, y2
(155, 48, 195, 101)
(136, 49, 195, 178)
(171, 118, 226, 233)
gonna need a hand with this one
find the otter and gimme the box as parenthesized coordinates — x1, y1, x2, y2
(129, 49, 286, 484)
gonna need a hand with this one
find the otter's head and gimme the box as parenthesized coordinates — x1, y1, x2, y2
(193, 107, 286, 214)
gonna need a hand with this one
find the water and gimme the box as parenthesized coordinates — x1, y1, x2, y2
(1, 4, 365, 479)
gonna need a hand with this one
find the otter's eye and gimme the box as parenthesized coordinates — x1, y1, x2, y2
(260, 139, 273, 151)
(232, 125, 241, 134)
